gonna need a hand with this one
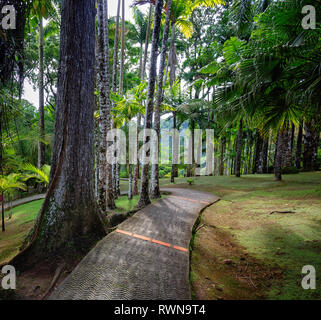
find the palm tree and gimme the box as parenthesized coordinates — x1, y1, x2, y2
(0, 174, 26, 232)
(150, 0, 173, 199)
(137, 0, 164, 208)
(97, 0, 115, 211)
(23, 163, 51, 187)
(112, 0, 121, 95)
(111, 84, 146, 199)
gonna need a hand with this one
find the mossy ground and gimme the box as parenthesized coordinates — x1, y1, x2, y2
(164, 173, 321, 300)
(1, 173, 320, 300)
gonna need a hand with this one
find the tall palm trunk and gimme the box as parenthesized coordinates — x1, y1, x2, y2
(170, 112, 177, 183)
(283, 121, 293, 168)
(112, 0, 121, 94)
(141, 3, 153, 80)
(97, 0, 115, 211)
(38, 17, 45, 170)
(133, 4, 153, 196)
(113, 0, 125, 198)
(137, 0, 164, 208)
(219, 135, 226, 176)
(274, 128, 285, 181)
(133, 114, 141, 195)
(261, 136, 269, 173)
(235, 119, 243, 177)
(150, 0, 173, 199)
(295, 124, 303, 169)
(11, 0, 106, 267)
(0, 107, 4, 231)
(303, 120, 318, 171)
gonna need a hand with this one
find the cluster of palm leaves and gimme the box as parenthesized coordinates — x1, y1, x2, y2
(211, 0, 321, 132)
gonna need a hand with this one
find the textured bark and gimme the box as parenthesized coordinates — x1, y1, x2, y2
(252, 131, 263, 174)
(171, 112, 178, 183)
(219, 135, 226, 176)
(261, 137, 269, 174)
(295, 124, 303, 169)
(38, 18, 45, 170)
(97, 0, 115, 211)
(303, 120, 319, 171)
(0, 106, 4, 231)
(112, 0, 121, 94)
(150, 0, 172, 199)
(141, 4, 153, 80)
(137, 0, 164, 208)
(119, 0, 125, 94)
(283, 122, 293, 168)
(111, 0, 121, 199)
(11, 0, 106, 267)
(133, 114, 141, 195)
(274, 128, 286, 181)
(235, 119, 243, 177)
(169, 23, 177, 87)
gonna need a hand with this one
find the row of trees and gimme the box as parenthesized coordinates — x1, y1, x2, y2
(0, 0, 319, 266)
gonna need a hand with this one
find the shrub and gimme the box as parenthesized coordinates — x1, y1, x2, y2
(187, 178, 195, 185)
(281, 166, 300, 174)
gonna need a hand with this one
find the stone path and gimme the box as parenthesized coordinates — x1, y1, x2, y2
(49, 188, 219, 300)
(3, 194, 46, 211)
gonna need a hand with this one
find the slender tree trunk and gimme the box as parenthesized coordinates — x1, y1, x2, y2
(38, 17, 45, 170)
(137, 0, 164, 208)
(171, 112, 178, 183)
(187, 121, 195, 177)
(252, 131, 263, 174)
(219, 135, 226, 176)
(112, 0, 121, 199)
(303, 120, 318, 171)
(119, 0, 125, 94)
(0, 106, 4, 232)
(133, 114, 141, 195)
(168, 22, 177, 87)
(262, 136, 269, 174)
(1, 194, 4, 232)
(235, 119, 243, 177)
(113, 0, 125, 198)
(274, 128, 285, 181)
(141, 3, 153, 80)
(11, 0, 106, 268)
(283, 121, 293, 168)
(97, 0, 115, 211)
(295, 124, 303, 169)
(150, 0, 172, 199)
(112, 0, 121, 94)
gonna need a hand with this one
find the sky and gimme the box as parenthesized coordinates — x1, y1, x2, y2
(22, 0, 148, 109)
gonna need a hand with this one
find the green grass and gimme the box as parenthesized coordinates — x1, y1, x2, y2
(183, 172, 321, 300)
(111, 194, 167, 214)
(0, 200, 44, 264)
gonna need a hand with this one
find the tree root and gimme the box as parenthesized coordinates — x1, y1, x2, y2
(41, 263, 66, 300)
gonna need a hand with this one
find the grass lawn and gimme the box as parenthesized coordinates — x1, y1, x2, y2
(0, 191, 166, 264)
(1, 173, 320, 300)
(168, 173, 321, 300)
(0, 200, 44, 265)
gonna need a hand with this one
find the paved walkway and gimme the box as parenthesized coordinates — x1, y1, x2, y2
(49, 188, 219, 300)
(3, 194, 46, 211)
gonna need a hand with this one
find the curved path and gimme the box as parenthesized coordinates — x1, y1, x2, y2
(4, 194, 46, 211)
(49, 188, 219, 300)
